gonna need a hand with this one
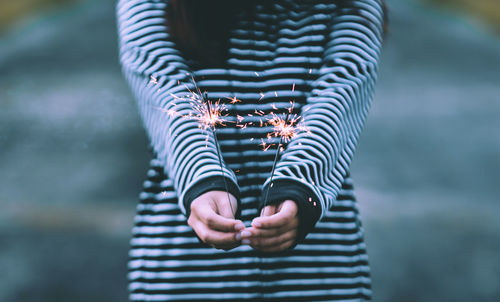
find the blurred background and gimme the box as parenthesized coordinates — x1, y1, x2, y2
(0, 0, 499, 301)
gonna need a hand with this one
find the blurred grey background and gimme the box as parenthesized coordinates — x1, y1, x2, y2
(1, 0, 499, 301)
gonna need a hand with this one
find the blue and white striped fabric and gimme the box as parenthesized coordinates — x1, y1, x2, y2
(117, 0, 384, 300)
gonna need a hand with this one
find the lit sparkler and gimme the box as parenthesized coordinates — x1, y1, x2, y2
(189, 79, 235, 217)
(262, 101, 309, 204)
(153, 75, 235, 216)
(201, 92, 235, 217)
(188, 76, 238, 215)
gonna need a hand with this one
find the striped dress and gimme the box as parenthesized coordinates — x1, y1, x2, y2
(117, 0, 384, 301)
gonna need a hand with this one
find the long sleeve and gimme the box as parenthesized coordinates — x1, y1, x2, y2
(261, 0, 384, 240)
(116, 0, 240, 217)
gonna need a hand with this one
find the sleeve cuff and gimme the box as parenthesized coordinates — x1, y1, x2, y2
(260, 179, 322, 247)
(182, 175, 241, 220)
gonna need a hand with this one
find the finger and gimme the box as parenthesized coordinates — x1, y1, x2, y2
(253, 200, 298, 229)
(250, 229, 296, 250)
(260, 205, 277, 217)
(205, 213, 242, 232)
(216, 194, 238, 219)
(194, 202, 241, 232)
(243, 223, 297, 239)
(195, 221, 241, 246)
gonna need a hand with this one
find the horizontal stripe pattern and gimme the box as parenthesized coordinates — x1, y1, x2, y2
(117, 0, 383, 301)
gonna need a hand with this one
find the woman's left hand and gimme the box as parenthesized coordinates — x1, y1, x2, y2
(241, 200, 299, 252)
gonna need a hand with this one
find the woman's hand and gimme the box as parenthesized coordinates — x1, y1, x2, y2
(242, 200, 299, 252)
(187, 191, 245, 250)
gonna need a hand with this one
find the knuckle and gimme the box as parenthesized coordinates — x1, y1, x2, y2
(285, 232, 296, 242)
(205, 216, 215, 227)
(205, 234, 215, 244)
(280, 243, 290, 251)
(199, 232, 210, 243)
(272, 228, 282, 237)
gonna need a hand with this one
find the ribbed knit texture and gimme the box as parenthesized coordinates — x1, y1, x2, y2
(118, 0, 384, 300)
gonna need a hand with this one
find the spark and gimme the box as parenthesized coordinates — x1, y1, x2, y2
(267, 112, 301, 143)
(262, 101, 310, 204)
(227, 96, 242, 104)
(254, 109, 265, 116)
(259, 92, 265, 101)
(192, 98, 227, 131)
(260, 139, 272, 152)
(158, 76, 235, 216)
(150, 75, 158, 85)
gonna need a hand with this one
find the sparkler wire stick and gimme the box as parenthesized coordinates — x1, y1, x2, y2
(202, 92, 236, 217)
(263, 111, 290, 205)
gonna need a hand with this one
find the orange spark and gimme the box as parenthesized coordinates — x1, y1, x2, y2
(191, 99, 227, 131)
(266, 102, 308, 143)
(227, 96, 242, 104)
(260, 139, 272, 152)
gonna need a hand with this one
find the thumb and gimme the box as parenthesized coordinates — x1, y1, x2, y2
(278, 200, 298, 217)
(260, 204, 277, 217)
(216, 193, 237, 219)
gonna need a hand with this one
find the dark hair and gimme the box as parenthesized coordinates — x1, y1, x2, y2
(167, 1, 388, 66)
(166, 0, 253, 67)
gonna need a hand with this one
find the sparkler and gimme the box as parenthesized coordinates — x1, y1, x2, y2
(153, 75, 312, 215)
(200, 91, 236, 217)
(262, 101, 309, 205)
(153, 75, 235, 216)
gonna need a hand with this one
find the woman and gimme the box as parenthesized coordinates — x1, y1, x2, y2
(117, 0, 385, 300)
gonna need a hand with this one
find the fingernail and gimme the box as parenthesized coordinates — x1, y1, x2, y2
(242, 239, 251, 245)
(241, 230, 251, 238)
(235, 233, 242, 240)
(253, 221, 262, 228)
(234, 223, 245, 231)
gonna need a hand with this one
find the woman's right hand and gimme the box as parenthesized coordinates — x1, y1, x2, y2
(187, 191, 245, 250)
